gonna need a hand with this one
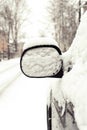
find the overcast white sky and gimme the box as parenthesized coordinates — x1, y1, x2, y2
(21, 0, 52, 41)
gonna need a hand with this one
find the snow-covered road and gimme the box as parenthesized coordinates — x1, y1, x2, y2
(0, 58, 21, 92)
(0, 58, 51, 130)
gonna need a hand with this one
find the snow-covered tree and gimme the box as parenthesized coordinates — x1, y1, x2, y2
(48, 0, 78, 52)
(0, 0, 30, 52)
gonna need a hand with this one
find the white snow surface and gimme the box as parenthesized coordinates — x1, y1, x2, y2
(55, 11, 87, 130)
(0, 58, 53, 130)
(22, 47, 62, 77)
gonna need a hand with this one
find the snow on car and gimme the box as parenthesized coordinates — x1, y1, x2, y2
(53, 11, 87, 130)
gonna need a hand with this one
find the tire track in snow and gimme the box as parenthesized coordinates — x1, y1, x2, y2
(0, 72, 21, 94)
(0, 63, 19, 74)
(0, 58, 22, 94)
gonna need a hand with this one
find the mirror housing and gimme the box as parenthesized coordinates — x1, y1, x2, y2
(20, 44, 63, 78)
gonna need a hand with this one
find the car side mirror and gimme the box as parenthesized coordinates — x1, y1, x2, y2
(20, 45, 63, 78)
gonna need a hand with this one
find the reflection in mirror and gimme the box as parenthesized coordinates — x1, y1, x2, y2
(21, 46, 62, 78)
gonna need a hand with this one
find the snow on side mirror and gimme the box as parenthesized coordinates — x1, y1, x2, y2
(20, 45, 63, 78)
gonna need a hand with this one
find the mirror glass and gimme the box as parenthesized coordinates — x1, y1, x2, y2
(20, 46, 62, 78)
